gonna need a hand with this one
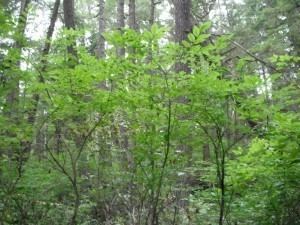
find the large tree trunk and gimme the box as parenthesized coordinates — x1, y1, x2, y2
(63, 0, 75, 29)
(128, 0, 137, 30)
(63, 0, 76, 57)
(117, 0, 125, 57)
(97, 0, 106, 58)
(174, 0, 192, 43)
(172, 0, 193, 215)
(173, 0, 192, 72)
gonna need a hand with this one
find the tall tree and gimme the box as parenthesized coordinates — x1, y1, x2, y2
(5, 0, 31, 120)
(63, 0, 76, 29)
(28, 0, 61, 155)
(128, 0, 137, 30)
(2, 0, 31, 181)
(63, 0, 76, 57)
(173, 0, 192, 72)
(173, 0, 192, 43)
(97, 0, 106, 58)
(62, 1, 80, 225)
(117, 0, 125, 57)
(149, 0, 156, 26)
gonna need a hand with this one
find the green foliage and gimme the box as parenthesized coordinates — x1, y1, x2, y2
(227, 112, 300, 224)
(0, 2, 299, 223)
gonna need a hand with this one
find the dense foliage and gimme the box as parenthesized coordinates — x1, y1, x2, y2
(0, 0, 299, 225)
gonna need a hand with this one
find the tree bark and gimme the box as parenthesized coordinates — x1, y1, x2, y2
(149, 0, 155, 26)
(173, 0, 192, 73)
(63, 0, 76, 57)
(128, 0, 137, 30)
(117, 0, 125, 57)
(172, 0, 193, 214)
(173, 0, 192, 43)
(97, 0, 106, 58)
(63, 0, 75, 29)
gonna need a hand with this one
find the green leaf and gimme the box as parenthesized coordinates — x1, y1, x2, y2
(182, 40, 190, 48)
(193, 26, 200, 36)
(188, 33, 195, 42)
(199, 21, 212, 32)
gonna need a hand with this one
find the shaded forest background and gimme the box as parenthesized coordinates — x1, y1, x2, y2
(0, 0, 299, 224)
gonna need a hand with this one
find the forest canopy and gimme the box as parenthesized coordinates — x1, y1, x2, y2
(0, 0, 299, 225)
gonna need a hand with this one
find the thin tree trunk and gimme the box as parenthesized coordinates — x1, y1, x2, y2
(149, 0, 155, 26)
(28, 0, 60, 125)
(149, 99, 172, 225)
(70, 174, 80, 225)
(219, 147, 225, 225)
(203, 144, 210, 161)
(215, 128, 225, 225)
(27, 0, 61, 156)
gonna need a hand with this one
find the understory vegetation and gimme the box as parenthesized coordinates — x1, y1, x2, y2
(0, 0, 299, 224)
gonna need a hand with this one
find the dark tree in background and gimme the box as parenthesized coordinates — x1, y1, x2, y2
(173, 0, 192, 72)
(97, 0, 106, 58)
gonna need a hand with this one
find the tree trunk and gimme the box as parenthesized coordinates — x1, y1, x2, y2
(173, 0, 192, 73)
(2, 0, 31, 179)
(128, 0, 137, 30)
(149, 0, 155, 26)
(97, 0, 105, 58)
(172, 0, 193, 214)
(63, 0, 76, 57)
(69, 177, 80, 225)
(286, 6, 300, 56)
(5, 0, 31, 120)
(117, 0, 125, 57)
(174, 0, 192, 43)
(28, 0, 60, 125)
(62, 2, 80, 224)
(63, 0, 75, 29)
(28, 0, 60, 157)
(203, 144, 210, 161)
